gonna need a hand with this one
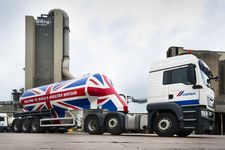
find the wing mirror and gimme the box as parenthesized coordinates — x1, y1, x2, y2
(207, 76, 219, 83)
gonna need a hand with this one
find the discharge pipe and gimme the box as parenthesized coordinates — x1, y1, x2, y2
(120, 94, 147, 104)
(48, 9, 75, 79)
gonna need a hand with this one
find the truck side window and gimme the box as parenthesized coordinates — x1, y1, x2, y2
(163, 67, 189, 85)
(0, 117, 4, 121)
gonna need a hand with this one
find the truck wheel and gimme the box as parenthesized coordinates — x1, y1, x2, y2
(105, 114, 124, 135)
(176, 130, 193, 137)
(153, 112, 178, 137)
(85, 116, 102, 134)
(31, 117, 42, 133)
(22, 118, 31, 133)
(12, 118, 22, 133)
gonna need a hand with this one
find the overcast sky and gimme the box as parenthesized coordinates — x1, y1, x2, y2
(1, 0, 225, 111)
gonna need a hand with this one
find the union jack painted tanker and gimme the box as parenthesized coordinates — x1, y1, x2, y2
(13, 73, 128, 134)
(20, 73, 128, 116)
(12, 55, 216, 137)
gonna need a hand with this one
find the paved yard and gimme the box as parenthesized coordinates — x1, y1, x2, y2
(0, 133, 225, 150)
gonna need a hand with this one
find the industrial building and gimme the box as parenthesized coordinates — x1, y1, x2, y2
(0, 9, 74, 115)
(25, 9, 74, 90)
(167, 47, 225, 135)
(0, 89, 23, 115)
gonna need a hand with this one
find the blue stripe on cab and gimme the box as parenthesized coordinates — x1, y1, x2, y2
(175, 99, 199, 106)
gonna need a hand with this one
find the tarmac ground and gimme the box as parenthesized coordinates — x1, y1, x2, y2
(0, 133, 225, 150)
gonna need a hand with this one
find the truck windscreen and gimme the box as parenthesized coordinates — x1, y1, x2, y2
(199, 60, 212, 87)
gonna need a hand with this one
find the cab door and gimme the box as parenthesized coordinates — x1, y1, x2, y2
(163, 66, 200, 105)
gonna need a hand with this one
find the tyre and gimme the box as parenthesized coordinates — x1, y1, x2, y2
(31, 117, 42, 133)
(176, 130, 193, 137)
(22, 118, 31, 133)
(84, 115, 102, 135)
(12, 118, 22, 133)
(153, 112, 178, 137)
(105, 114, 124, 135)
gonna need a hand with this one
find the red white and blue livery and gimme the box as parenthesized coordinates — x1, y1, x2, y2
(20, 73, 128, 117)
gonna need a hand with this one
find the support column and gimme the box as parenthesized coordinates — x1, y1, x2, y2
(53, 10, 63, 82)
(25, 16, 35, 90)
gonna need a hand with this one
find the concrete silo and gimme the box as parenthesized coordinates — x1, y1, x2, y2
(25, 9, 74, 90)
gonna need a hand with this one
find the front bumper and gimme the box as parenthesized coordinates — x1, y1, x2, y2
(179, 105, 215, 132)
(197, 108, 215, 131)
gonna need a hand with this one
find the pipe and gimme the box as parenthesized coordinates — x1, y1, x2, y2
(48, 9, 75, 79)
(62, 57, 75, 79)
(131, 97, 147, 103)
(126, 95, 147, 104)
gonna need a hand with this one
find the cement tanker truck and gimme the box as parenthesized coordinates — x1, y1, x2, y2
(13, 73, 128, 134)
(13, 55, 216, 137)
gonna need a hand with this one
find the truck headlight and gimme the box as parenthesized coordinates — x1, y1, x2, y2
(201, 110, 208, 117)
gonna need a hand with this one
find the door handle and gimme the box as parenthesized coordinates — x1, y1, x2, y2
(169, 94, 173, 99)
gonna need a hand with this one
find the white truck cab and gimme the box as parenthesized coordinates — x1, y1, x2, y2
(0, 113, 14, 132)
(0, 113, 9, 132)
(147, 54, 215, 136)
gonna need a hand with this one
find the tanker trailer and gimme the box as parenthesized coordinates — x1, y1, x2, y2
(12, 73, 128, 134)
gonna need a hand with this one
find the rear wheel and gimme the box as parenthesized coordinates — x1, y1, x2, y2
(31, 117, 42, 133)
(105, 114, 124, 135)
(12, 118, 22, 133)
(22, 118, 31, 133)
(85, 116, 102, 135)
(176, 130, 193, 137)
(153, 112, 178, 137)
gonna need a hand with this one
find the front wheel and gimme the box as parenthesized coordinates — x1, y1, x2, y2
(153, 112, 178, 137)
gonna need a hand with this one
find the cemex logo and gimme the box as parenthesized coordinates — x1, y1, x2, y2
(177, 91, 196, 97)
